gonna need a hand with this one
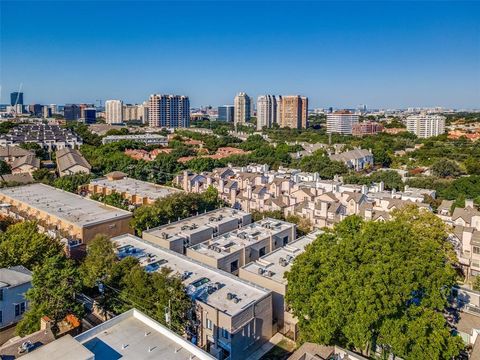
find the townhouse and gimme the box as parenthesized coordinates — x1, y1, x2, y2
(0, 266, 32, 330)
(142, 208, 251, 254)
(111, 234, 273, 360)
(186, 218, 296, 275)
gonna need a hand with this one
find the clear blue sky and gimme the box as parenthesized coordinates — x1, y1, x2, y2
(1, 1, 479, 108)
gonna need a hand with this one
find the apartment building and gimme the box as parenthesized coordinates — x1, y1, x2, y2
(326, 110, 359, 134)
(105, 99, 124, 124)
(0, 266, 32, 330)
(406, 114, 446, 138)
(56, 147, 91, 176)
(88, 171, 181, 206)
(122, 104, 139, 121)
(239, 231, 321, 340)
(142, 208, 251, 254)
(352, 121, 384, 136)
(278, 96, 308, 129)
(0, 183, 132, 245)
(148, 94, 190, 128)
(186, 218, 296, 275)
(233, 92, 251, 126)
(257, 95, 277, 130)
(19, 308, 215, 360)
(112, 234, 273, 360)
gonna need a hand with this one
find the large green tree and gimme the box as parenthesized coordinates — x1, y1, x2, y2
(81, 234, 117, 288)
(285, 207, 463, 359)
(0, 221, 63, 269)
(16, 255, 83, 336)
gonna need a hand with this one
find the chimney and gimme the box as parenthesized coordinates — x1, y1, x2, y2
(219, 179, 225, 193)
(466, 199, 474, 208)
(247, 185, 252, 199)
(206, 176, 212, 186)
(40, 316, 53, 331)
(379, 181, 385, 192)
(361, 185, 368, 195)
(364, 208, 373, 220)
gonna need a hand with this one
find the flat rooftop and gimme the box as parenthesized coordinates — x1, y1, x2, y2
(241, 231, 322, 285)
(0, 183, 132, 227)
(112, 234, 270, 317)
(90, 176, 181, 201)
(22, 309, 215, 360)
(143, 207, 250, 243)
(190, 218, 294, 260)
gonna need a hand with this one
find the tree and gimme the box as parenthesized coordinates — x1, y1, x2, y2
(465, 156, 480, 175)
(0, 221, 63, 269)
(19, 142, 45, 158)
(431, 159, 462, 178)
(285, 207, 463, 359)
(90, 192, 130, 210)
(0, 160, 11, 175)
(32, 168, 55, 184)
(53, 173, 92, 193)
(81, 234, 117, 288)
(298, 151, 348, 179)
(16, 255, 83, 336)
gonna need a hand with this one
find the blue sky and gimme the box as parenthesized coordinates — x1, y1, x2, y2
(1, 1, 479, 108)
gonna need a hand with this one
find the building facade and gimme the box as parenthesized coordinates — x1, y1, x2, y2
(83, 108, 96, 124)
(148, 94, 190, 128)
(105, 100, 124, 124)
(218, 105, 234, 122)
(233, 92, 251, 126)
(406, 114, 446, 138)
(278, 96, 308, 129)
(326, 110, 359, 134)
(64, 104, 81, 121)
(352, 122, 384, 136)
(257, 95, 277, 130)
(10, 92, 23, 106)
(0, 266, 32, 330)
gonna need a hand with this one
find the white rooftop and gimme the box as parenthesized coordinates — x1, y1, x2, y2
(190, 218, 294, 260)
(112, 234, 270, 318)
(143, 207, 250, 242)
(22, 309, 215, 360)
(241, 231, 322, 285)
(90, 176, 181, 201)
(0, 183, 131, 227)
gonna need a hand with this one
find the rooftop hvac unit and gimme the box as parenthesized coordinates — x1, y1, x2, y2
(227, 292, 234, 300)
(161, 232, 168, 239)
(233, 297, 240, 304)
(257, 267, 264, 275)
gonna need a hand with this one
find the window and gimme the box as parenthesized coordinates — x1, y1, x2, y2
(283, 236, 289, 246)
(221, 328, 230, 339)
(474, 247, 480, 255)
(0, 310, 2, 324)
(230, 260, 239, 273)
(206, 318, 213, 330)
(259, 247, 266, 257)
(14, 302, 26, 317)
(0, 288, 3, 301)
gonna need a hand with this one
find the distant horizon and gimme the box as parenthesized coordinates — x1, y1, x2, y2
(1, 1, 479, 109)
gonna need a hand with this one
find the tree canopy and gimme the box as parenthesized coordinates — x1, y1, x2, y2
(285, 206, 463, 359)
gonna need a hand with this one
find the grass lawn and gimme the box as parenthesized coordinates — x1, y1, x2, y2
(260, 338, 297, 360)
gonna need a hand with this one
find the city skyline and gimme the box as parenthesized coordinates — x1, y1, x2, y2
(1, 1, 479, 108)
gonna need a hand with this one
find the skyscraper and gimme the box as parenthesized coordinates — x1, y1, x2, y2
(84, 108, 97, 124)
(10, 92, 23, 106)
(64, 104, 81, 121)
(105, 100, 124, 124)
(218, 105, 234, 122)
(148, 94, 190, 128)
(256, 95, 277, 130)
(234, 92, 251, 126)
(326, 110, 359, 134)
(278, 95, 308, 129)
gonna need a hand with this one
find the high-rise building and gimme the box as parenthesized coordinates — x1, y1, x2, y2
(49, 104, 58, 114)
(326, 110, 359, 134)
(84, 108, 97, 124)
(148, 94, 190, 128)
(234, 92, 251, 126)
(10, 92, 23, 106)
(278, 95, 308, 129)
(256, 95, 277, 130)
(406, 114, 445, 138)
(30, 104, 43, 117)
(105, 100, 124, 124)
(122, 104, 138, 121)
(217, 105, 234, 122)
(137, 101, 149, 124)
(64, 104, 81, 121)
(42, 106, 52, 118)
